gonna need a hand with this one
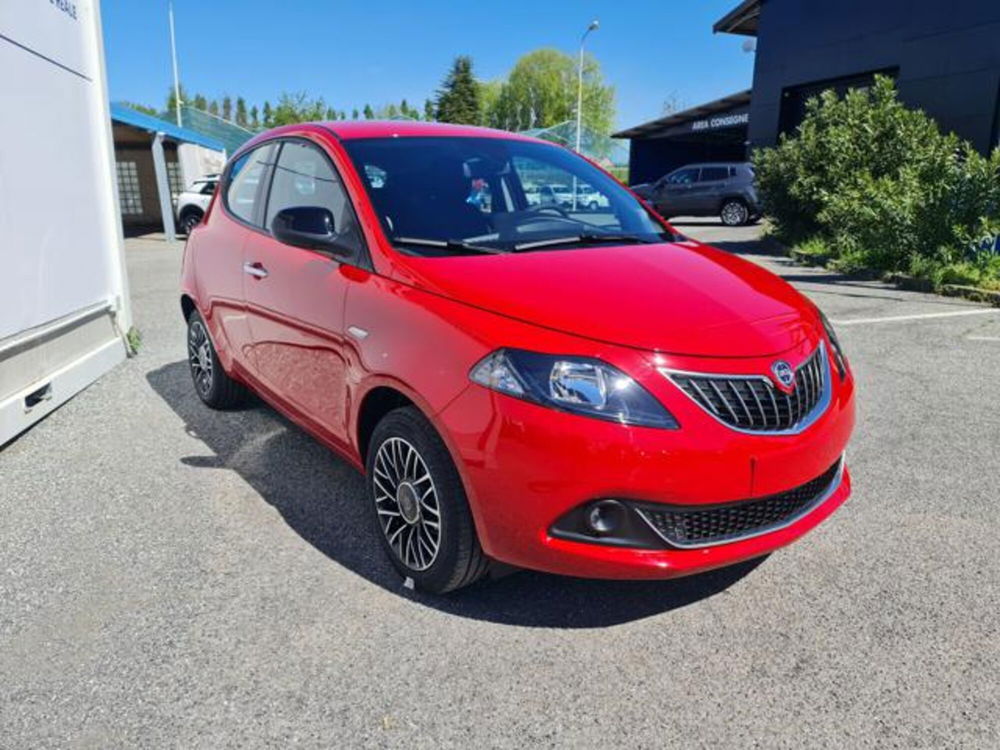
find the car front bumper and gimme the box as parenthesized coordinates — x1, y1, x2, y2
(435, 345, 855, 580)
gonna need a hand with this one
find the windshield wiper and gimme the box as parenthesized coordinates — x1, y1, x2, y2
(394, 236, 506, 255)
(513, 232, 658, 252)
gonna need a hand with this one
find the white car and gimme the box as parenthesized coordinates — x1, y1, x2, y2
(175, 175, 219, 235)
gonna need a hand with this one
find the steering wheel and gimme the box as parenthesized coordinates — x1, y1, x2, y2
(523, 203, 572, 219)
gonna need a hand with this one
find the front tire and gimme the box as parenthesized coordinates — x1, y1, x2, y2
(179, 210, 203, 236)
(186, 310, 249, 409)
(720, 199, 750, 227)
(367, 406, 490, 594)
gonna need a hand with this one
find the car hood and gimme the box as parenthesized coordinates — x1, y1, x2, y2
(391, 240, 819, 358)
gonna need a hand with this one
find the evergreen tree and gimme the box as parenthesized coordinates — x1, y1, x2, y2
(326, 107, 337, 120)
(352, 108, 359, 120)
(363, 104, 375, 120)
(165, 84, 188, 115)
(262, 101, 273, 127)
(222, 95, 232, 121)
(435, 56, 479, 125)
(423, 98, 434, 121)
(235, 97, 248, 127)
(250, 105, 260, 130)
(193, 93, 208, 111)
(208, 100, 220, 116)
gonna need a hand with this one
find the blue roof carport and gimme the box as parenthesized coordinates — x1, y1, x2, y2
(109, 103, 226, 241)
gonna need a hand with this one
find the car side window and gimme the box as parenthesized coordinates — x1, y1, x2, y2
(667, 168, 699, 185)
(200, 181, 217, 195)
(265, 140, 363, 255)
(225, 145, 271, 224)
(700, 167, 729, 182)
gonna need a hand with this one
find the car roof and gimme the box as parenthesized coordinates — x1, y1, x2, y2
(673, 162, 749, 170)
(241, 120, 543, 150)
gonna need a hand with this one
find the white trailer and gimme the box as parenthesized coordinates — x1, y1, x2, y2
(0, 0, 131, 446)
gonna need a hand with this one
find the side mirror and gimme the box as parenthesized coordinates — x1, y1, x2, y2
(272, 206, 352, 258)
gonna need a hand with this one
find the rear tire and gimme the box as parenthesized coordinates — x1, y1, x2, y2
(720, 199, 750, 227)
(186, 310, 249, 409)
(367, 406, 490, 594)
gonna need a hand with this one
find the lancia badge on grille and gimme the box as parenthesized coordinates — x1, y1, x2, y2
(771, 360, 795, 390)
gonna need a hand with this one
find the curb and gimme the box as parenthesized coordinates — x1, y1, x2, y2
(779, 244, 1000, 307)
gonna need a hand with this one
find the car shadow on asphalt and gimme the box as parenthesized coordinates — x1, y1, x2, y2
(148, 360, 765, 628)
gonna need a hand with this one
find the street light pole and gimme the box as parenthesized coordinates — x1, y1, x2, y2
(575, 19, 599, 155)
(573, 19, 599, 212)
(168, 1, 182, 126)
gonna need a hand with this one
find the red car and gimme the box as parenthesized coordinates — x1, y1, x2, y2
(181, 121, 855, 593)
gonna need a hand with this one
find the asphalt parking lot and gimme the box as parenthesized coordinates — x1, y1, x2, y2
(3, 219, 999, 747)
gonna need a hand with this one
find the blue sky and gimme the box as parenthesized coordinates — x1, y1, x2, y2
(101, 0, 754, 131)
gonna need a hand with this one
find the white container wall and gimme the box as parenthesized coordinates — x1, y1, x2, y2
(0, 0, 130, 445)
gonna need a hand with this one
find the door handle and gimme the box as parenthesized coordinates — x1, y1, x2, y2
(243, 261, 268, 279)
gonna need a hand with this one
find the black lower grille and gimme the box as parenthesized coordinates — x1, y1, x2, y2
(637, 459, 842, 547)
(668, 345, 827, 432)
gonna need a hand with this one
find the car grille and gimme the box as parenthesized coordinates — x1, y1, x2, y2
(668, 344, 827, 433)
(636, 458, 843, 548)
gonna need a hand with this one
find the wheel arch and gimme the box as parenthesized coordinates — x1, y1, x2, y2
(180, 293, 197, 322)
(356, 385, 418, 465)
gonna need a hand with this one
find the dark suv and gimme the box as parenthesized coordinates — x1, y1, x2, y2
(632, 162, 759, 227)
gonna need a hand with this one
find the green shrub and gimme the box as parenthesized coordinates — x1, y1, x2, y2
(753, 76, 1000, 286)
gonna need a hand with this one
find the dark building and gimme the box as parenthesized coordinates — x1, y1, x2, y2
(613, 91, 751, 186)
(616, 0, 1000, 184)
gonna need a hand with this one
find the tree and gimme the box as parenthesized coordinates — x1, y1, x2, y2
(193, 93, 208, 111)
(363, 104, 375, 120)
(222, 95, 232, 121)
(326, 106, 337, 120)
(270, 91, 327, 125)
(122, 101, 158, 117)
(435, 55, 480, 125)
(165, 84, 188, 115)
(483, 48, 615, 135)
(208, 99, 220, 116)
(235, 97, 248, 127)
(262, 101, 273, 128)
(423, 99, 434, 121)
(477, 79, 503, 127)
(352, 108, 359, 120)
(250, 105, 260, 130)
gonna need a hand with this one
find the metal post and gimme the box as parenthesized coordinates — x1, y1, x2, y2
(574, 20, 599, 212)
(168, 1, 182, 126)
(151, 132, 177, 242)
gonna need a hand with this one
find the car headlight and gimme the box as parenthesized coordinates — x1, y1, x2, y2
(819, 310, 848, 379)
(469, 348, 679, 429)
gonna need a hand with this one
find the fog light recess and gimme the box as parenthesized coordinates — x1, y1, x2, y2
(586, 499, 627, 536)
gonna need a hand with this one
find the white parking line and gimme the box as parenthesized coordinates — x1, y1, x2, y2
(966, 335, 1000, 342)
(831, 309, 1000, 326)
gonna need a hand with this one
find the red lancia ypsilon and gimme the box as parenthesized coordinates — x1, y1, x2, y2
(181, 121, 855, 593)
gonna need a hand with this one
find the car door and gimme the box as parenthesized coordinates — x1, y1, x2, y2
(197, 144, 273, 374)
(688, 165, 730, 214)
(242, 138, 368, 449)
(655, 167, 700, 215)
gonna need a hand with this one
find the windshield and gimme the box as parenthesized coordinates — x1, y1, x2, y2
(341, 136, 675, 255)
